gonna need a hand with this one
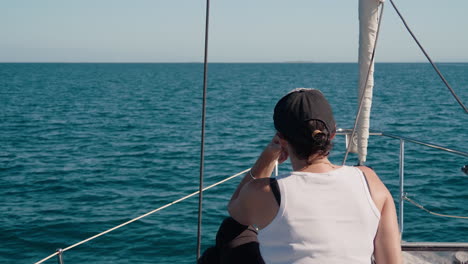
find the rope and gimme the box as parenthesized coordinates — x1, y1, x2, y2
(342, 2, 384, 165)
(388, 0, 468, 114)
(197, 0, 211, 260)
(34, 168, 250, 264)
(404, 196, 468, 220)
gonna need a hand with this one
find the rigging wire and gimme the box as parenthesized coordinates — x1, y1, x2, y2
(388, 0, 468, 114)
(197, 0, 211, 261)
(34, 168, 251, 264)
(342, 2, 384, 165)
(404, 195, 468, 220)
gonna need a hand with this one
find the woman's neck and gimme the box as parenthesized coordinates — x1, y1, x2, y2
(290, 155, 339, 173)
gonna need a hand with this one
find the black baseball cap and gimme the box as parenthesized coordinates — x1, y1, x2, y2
(273, 88, 336, 137)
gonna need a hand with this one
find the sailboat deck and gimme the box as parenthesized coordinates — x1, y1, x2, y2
(402, 242, 468, 263)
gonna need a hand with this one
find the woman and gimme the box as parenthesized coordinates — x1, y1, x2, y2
(226, 88, 402, 263)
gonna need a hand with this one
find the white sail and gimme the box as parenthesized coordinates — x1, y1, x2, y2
(350, 0, 383, 164)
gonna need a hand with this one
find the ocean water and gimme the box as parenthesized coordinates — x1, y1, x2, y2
(0, 63, 467, 263)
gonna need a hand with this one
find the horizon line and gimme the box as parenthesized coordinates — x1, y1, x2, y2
(1, 61, 467, 64)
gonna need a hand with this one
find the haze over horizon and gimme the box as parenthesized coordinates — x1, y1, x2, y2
(1, 0, 468, 63)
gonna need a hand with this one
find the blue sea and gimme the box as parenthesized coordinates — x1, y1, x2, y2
(1, 63, 467, 263)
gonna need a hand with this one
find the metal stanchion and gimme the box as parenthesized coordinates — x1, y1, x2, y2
(398, 139, 405, 238)
(275, 161, 278, 177)
(56, 249, 64, 264)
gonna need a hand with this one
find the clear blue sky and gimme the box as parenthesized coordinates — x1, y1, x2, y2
(1, 0, 467, 62)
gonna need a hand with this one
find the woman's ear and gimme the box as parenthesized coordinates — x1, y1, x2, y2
(330, 132, 336, 140)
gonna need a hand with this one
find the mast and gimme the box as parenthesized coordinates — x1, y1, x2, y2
(349, 0, 383, 164)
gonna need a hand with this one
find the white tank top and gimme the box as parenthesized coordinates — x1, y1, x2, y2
(258, 166, 380, 264)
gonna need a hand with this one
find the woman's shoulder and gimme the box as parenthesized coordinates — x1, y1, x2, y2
(355, 166, 392, 213)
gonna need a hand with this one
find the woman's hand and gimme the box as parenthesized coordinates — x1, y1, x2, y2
(264, 134, 289, 165)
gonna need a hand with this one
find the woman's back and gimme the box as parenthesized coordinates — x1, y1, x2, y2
(258, 166, 380, 264)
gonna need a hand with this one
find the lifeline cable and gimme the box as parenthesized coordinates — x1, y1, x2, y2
(34, 168, 250, 264)
(342, 2, 384, 165)
(404, 195, 468, 219)
(197, 0, 211, 261)
(389, 0, 468, 114)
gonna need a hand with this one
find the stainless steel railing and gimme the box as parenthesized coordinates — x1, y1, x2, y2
(336, 128, 468, 237)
